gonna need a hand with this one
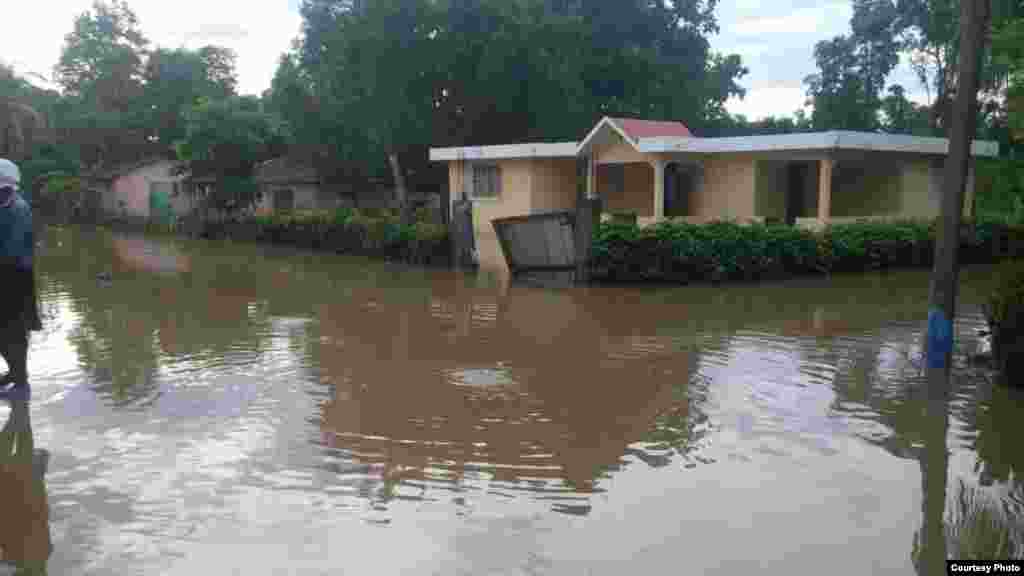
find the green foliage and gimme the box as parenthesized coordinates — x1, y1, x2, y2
(272, 0, 745, 196)
(591, 218, 1024, 284)
(983, 258, 1024, 384)
(985, 259, 1024, 327)
(225, 208, 449, 265)
(142, 46, 239, 147)
(175, 96, 289, 214)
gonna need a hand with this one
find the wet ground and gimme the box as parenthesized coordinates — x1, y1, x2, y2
(2, 225, 1022, 574)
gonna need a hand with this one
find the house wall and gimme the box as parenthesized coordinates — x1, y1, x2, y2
(755, 160, 788, 219)
(829, 158, 903, 218)
(105, 160, 186, 218)
(698, 155, 757, 221)
(596, 141, 649, 165)
(600, 163, 654, 216)
(469, 159, 534, 272)
(256, 183, 334, 212)
(530, 158, 578, 213)
(753, 159, 820, 220)
(900, 157, 975, 219)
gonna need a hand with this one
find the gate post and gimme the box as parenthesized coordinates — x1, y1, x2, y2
(575, 196, 602, 284)
(450, 196, 475, 270)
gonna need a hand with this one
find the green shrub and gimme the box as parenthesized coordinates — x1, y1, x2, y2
(221, 207, 450, 266)
(983, 259, 1024, 384)
(591, 217, 1024, 284)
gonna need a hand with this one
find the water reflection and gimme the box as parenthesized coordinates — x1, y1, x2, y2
(0, 397, 52, 575)
(313, 281, 707, 511)
(20, 226, 1024, 573)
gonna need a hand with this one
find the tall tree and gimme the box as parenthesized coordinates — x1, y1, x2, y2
(142, 46, 239, 148)
(55, 0, 150, 167)
(805, 36, 880, 130)
(281, 0, 745, 208)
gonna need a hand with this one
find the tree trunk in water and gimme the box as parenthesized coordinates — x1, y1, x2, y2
(388, 151, 411, 225)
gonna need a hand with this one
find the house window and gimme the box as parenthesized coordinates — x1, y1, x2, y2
(274, 188, 295, 212)
(471, 164, 501, 199)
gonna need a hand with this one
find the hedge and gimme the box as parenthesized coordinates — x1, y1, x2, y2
(204, 207, 451, 266)
(591, 217, 1024, 284)
(983, 259, 1024, 385)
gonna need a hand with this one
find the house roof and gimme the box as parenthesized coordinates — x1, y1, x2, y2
(254, 157, 319, 184)
(636, 130, 1000, 157)
(430, 117, 1000, 161)
(87, 157, 180, 181)
(429, 142, 579, 162)
(610, 117, 692, 140)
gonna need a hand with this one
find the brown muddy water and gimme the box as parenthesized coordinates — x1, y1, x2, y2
(1, 225, 1022, 575)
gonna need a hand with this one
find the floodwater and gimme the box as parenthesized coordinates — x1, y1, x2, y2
(2, 225, 1023, 575)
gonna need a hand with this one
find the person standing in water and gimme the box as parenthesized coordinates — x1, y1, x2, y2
(0, 159, 42, 396)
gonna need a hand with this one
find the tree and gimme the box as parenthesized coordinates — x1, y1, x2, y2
(880, 84, 932, 135)
(805, 36, 881, 130)
(54, 0, 150, 167)
(175, 96, 289, 216)
(280, 0, 745, 211)
(142, 46, 238, 148)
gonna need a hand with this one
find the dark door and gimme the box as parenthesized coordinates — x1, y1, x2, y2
(785, 164, 807, 226)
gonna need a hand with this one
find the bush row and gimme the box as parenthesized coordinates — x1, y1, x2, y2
(590, 217, 1024, 284)
(984, 259, 1024, 385)
(207, 208, 451, 266)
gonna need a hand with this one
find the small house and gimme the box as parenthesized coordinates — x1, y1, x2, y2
(429, 117, 999, 271)
(253, 157, 338, 214)
(86, 157, 194, 221)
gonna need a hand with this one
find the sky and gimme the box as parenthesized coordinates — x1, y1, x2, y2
(3, 0, 931, 121)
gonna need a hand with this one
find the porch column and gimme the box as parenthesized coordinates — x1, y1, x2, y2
(652, 158, 666, 221)
(818, 158, 833, 224)
(586, 154, 596, 199)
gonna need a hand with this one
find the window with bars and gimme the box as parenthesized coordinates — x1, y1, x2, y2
(471, 164, 501, 199)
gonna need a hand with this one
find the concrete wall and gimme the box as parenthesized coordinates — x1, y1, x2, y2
(105, 160, 186, 218)
(599, 163, 654, 216)
(256, 183, 336, 212)
(699, 155, 757, 221)
(900, 157, 976, 220)
(596, 141, 649, 165)
(530, 158, 578, 213)
(754, 159, 819, 220)
(470, 159, 534, 272)
(755, 160, 788, 219)
(829, 159, 903, 218)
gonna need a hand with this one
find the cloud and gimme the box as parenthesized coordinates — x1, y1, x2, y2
(1, 0, 301, 96)
(733, 4, 851, 37)
(726, 85, 809, 120)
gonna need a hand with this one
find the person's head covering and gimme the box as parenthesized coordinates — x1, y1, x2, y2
(0, 158, 21, 209)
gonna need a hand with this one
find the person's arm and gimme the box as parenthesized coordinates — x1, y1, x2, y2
(13, 201, 33, 271)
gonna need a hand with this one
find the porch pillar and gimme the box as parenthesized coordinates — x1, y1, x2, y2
(585, 154, 596, 200)
(818, 158, 833, 224)
(652, 158, 666, 221)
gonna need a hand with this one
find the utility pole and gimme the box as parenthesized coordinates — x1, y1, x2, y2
(918, 3, 989, 575)
(925, 0, 989, 377)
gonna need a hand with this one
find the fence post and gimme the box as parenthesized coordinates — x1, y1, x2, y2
(575, 196, 602, 284)
(450, 197, 475, 270)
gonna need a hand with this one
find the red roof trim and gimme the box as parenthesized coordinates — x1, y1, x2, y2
(609, 118, 693, 141)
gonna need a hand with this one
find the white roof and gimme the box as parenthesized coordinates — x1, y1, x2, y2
(636, 130, 999, 157)
(429, 142, 578, 161)
(429, 128, 999, 162)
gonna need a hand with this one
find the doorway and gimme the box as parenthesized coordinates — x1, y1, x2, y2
(785, 163, 808, 226)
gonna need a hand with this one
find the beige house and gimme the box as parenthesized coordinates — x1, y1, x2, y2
(429, 117, 999, 271)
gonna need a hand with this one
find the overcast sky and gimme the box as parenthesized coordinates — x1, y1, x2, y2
(4, 0, 930, 121)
